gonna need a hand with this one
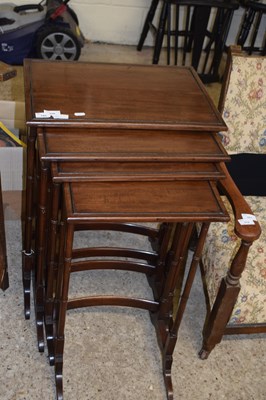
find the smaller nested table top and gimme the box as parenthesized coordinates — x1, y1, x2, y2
(63, 180, 229, 223)
(37, 126, 230, 182)
(37, 127, 229, 162)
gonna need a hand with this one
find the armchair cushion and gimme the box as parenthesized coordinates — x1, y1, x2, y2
(201, 195, 266, 325)
(219, 56, 266, 155)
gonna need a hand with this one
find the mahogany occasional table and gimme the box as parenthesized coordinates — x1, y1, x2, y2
(23, 59, 229, 399)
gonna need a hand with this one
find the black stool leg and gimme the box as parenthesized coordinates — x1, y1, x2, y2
(191, 6, 211, 72)
(249, 11, 263, 54)
(137, 0, 159, 51)
(166, 2, 172, 64)
(153, 1, 169, 64)
(237, 8, 256, 47)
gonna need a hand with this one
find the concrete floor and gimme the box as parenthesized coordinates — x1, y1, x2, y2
(0, 41, 222, 105)
(0, 43, 265, 400)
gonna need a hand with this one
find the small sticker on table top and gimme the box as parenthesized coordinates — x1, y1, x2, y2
(241, 213, 257, 221)
(74, 112, 86, 116)
(35, 110, 69, 119)
(35, 112, 51, 118)
(238, 218, 255, 226)
(54, 114, 69, 119)
(44, 110, 61, 117)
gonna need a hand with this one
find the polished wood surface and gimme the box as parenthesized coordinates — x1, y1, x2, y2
(51, 161, 224, 182)
(38, 127, 229, 161)
(37, 126, 229, 182)
(64, 180, 228, 222)
(24, 59, 227, 131)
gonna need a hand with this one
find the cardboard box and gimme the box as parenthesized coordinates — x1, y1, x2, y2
(0, 120, 26, 191)
(0, 100, 25, 135)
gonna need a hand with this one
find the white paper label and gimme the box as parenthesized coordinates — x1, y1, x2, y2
(238, 218, 255, 226)
(53, 114, 69, 119)
(241, 213, 257, 221)
(35, 112, 51, 118)
(74, 112, 86, 116)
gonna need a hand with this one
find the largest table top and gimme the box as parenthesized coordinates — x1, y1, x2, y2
(24, 59, 227, 132)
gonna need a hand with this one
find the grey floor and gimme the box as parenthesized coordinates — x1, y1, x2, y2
(0, 43, 265, 400)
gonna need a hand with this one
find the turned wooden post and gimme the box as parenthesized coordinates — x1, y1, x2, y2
(199, 239, 252, 359)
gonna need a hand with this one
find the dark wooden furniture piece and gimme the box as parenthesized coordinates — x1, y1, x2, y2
(198, 46, 264, 360)
(0, 176, 9, 290)
(237, 0, 266, 55)
(23, 59, 231, 399)
(23, 59, 228, 320)
(137, 0, 239, 82)
(35, 125, 229, 359)
(0, 61, 16, 81)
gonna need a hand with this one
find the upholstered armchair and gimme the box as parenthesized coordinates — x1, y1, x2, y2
(198, 46, 265, 359)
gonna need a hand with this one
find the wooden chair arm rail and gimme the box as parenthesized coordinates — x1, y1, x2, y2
(218, 162, 261, 242)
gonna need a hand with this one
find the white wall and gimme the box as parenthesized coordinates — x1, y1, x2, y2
(71, 0, 153, 45)
(0, 0, 264, 47)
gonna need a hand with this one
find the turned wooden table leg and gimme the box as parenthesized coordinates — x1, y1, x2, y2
(148, 222, 174, 301)
(54, 209, 74, 400)
(162, 223, 210, 397)
(156, 222, 194, 399)
(34, 161, 49, 351)
(45, 182, 60, 365)
(22, 132, 36, 318)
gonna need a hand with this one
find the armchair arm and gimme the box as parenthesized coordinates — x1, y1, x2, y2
(218, 162, 261, 242)
(199, 163, 262, 359)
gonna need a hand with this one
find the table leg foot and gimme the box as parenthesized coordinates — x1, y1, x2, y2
(198, 348, 210, 360)
(45, 322, 55, 365)
(164, 371, 174, 400)
(36, 314, 45, 352)
(1, 270, 9, 291)
(22, 250, 34, 319)
(24, 293, 31, 319)
(35, 286, 45, 352)
(55, 362, 63, 400)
